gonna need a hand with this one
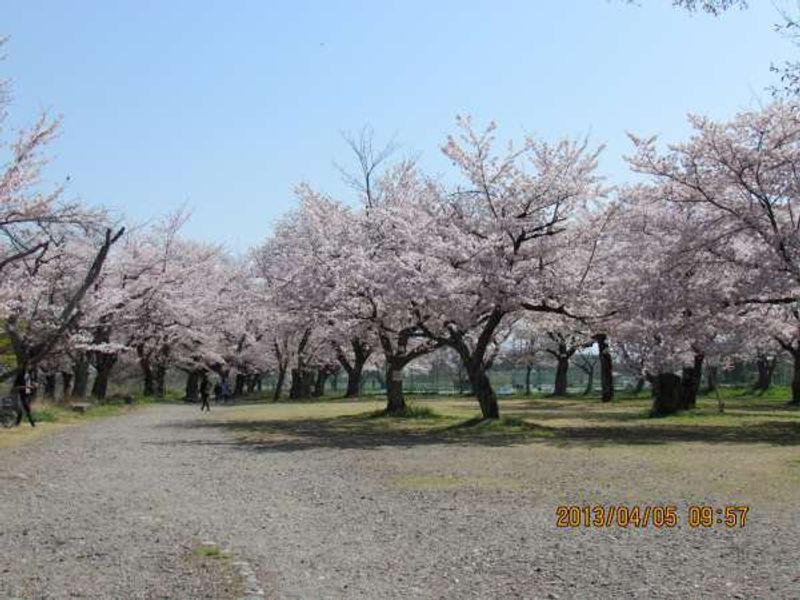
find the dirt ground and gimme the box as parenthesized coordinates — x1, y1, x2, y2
(1, 397, 798, 599)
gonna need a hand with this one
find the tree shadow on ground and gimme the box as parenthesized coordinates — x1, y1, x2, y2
(155, 410, 800, 454)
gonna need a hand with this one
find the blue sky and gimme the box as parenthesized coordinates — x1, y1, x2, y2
(4, 1, 795, 252)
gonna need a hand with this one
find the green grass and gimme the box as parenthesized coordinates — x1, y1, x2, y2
(1, 397, 150, 448)
(200, 392, 800, 507)
(209, 387, 800, 450)
(193, 543, 224, 558)
(368, 403, 442, 419)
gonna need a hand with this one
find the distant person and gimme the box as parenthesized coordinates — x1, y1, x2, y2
(220, 379, 231, 404)
(200, 375, 211, 412)
(14, 369, 36, 427)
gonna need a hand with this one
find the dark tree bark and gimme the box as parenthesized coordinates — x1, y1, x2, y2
(140, 357, 155, 397)
(246, 374, 258, 394)
(524, 364, 533, 396)
(466, 362, 499, 419)
(185, 371, 200, 402)
(679, 354, 703, 409)
(289, 368, 315, 400)
(273, 364, 286, 401)
(154, 365, 166, 398)
(61, 371, 73, 400)
(313, 369, 328, 398)
(681, 366, 697, 409)
(336, 338, 371, 398)
(791, 351, 800, 406)
(234, 372, 246, 397)
(753, 353, 777, 392)
(692, 353, 704, 401)
(312, 365, 338, 398)
(377, 328, 439, 415)
(650, 358, 704, 416)
(72, 355, 90, 399)
(553, 354, 570, 396)
(288, 329, 314, 400)
(425, 306, 504, 419)
(594, 333, 614, 403)
(91, 354, 117, 401)
(650, 373, 684, 416)
(272, 339, 289, 401)
(43, 373, 57, 399)
(776, 339, 800, 406)
(385, 360, 407, 414)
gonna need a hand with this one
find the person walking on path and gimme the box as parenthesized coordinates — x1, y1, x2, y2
(200, 374, 211, 412)
(14, 368, 36, 427)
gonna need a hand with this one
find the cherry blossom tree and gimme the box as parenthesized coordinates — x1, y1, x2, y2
(627, 102, 800, 406)
(416, 117, 606, 418)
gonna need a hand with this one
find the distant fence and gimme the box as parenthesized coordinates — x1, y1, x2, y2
(259, 359, 793, 397)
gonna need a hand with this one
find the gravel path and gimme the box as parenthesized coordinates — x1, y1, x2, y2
(1, 404, 798, 599)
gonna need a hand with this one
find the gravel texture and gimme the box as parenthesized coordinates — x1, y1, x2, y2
(1, 404, 798, 599)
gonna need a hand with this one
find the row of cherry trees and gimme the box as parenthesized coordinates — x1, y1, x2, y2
(248, 102, 800, 417)
(5, 30, 800, 417)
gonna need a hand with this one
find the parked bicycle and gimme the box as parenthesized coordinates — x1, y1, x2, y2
(0, 396, 20, 428)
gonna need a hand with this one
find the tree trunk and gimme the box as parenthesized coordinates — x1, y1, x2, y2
(155, 365, 166, 398)
(634, 377, 645, 395)
(289, 368, 314, 400)
(385, 362, 406, 414)
(680, 366, 697, 410)
(525, 364, 533, 396)
(246, 374, 258, 394)
(141, 358, 155, 397)
(185, 371, 200, 402)
(72, 356, 89, 399)
(582, 366, 594, 396)
(553, 356, 569, 396)
(91, 354, 117, 401)
(273, 365, 286, 401)
(345, 361, 364, 398)
(690, 353, 704, 405)
(61, 371, 73, 401)
(467, 363, 499, 419)
(650, 372, 684, 416)
(313, 369, 329, 397)
(43, 373, 57, 399)
(754, 353, 776, 392)
(595, 334, 614, 403)
(791, 351, 800, 406)
(234, 373, 246, 397)
(338, 339, 370, 398)
(289, 369, 300, 399)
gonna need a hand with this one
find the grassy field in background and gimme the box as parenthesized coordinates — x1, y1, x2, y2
(0, 399, 148, 448)
(202, 389, 800, 508)
(3, 387, 799, 508)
